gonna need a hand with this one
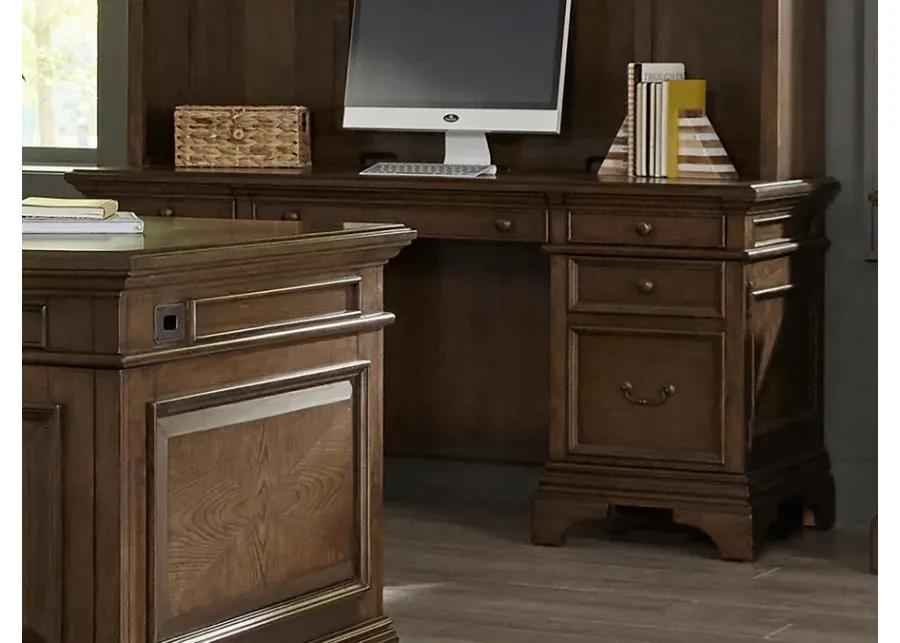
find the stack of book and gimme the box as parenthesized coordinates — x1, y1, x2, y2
(22, 198, 144, 234)
(599, 63, 737, 180)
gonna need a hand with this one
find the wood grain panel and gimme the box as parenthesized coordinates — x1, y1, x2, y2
(142, 0, 190, 164)
(191, 277, 362, 341)
(23, 303, 47, 349)
(151, 363, 370, 640)
(23, 403, 63, 643)
(653, 0, 763, 178)
(750, 282, 819, 440)
(383, 240, 549, 463)
(243, 0, 297, 104)
(189, 0, 246, 105)
(570, 257, 724, 318)
(570, 326, 726, 465)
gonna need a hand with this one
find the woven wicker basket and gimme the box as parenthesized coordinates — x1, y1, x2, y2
(174, 105, 311, 168)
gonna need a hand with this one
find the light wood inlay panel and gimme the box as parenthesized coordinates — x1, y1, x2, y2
(23, 403, 63, 643)
(152, 365, 370, 640)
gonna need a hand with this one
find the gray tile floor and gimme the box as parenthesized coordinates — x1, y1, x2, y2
(383, 459, 877, 643)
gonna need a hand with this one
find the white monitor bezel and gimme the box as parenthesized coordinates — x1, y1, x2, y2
(342, 0, 572, 135)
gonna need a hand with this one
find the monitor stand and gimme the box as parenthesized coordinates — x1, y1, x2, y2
(444, 132, 498, 176)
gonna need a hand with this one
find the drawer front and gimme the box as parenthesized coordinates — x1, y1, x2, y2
(118, 197, 235, 219)
(253, 200, 304, 222)
(570, 258, 724, 318)
(254, 201, 547, 242)
(567, 210, 724, 248)
(569, 326, 726, 466)
(190, 276, 362, 342)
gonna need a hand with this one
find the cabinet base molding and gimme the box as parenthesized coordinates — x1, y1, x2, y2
(316, 617, 398, 643)
(532, 453, 834, 561)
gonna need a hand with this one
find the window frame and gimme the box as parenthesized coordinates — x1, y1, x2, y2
(22, 0, 127, 168)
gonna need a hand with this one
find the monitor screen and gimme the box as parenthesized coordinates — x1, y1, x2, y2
(345, 0, 568, 111)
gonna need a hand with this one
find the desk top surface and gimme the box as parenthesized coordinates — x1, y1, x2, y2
(23, 217, 416, 278)
(68, 167, 835, 202)
(22, 217, 406, 255)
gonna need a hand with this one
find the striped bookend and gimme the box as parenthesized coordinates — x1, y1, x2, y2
(598, 119, 629, 176)
(677, 109, 738, 179)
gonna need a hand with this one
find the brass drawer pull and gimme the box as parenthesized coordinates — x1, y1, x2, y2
(637, 278, 655, 294)
(636, 222, 654, 237)
(281, 211, 301, 221)
(159, 206, 175, 217)
(620, 381, 676, 407)
(495, 219, 514, 233)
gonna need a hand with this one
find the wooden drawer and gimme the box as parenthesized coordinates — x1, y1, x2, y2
(189, 276, 362, 342)
(253, 200, 304, 222)
(118, 197, 235, 219)
(569, 257, 724, 318)
(569, 326, 726, 466)
(254, 201, 547, 242)
(567, 209, 724, 249)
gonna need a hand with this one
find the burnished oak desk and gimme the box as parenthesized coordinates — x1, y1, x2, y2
(70, 168, 838, 563)
(23, 218, 415, 643)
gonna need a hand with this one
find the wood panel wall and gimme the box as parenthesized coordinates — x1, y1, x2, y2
(131, 0, 825, 180)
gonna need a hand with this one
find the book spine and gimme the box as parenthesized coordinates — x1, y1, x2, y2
(627, 63, 638, 177)
(636, 83, 645, 177)
(661, 82, 670, 177)
(655, 83, 663, 177)
(638, 63, 686, 83)
(650, 84, 656, 177)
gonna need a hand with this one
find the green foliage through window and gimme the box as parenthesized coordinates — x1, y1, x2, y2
(22, 0, 98, 149)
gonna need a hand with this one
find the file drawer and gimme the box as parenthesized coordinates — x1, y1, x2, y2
(568, 326, 726, 465)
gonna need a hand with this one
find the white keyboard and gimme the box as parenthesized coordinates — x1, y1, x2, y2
(360, 162, 497, 179)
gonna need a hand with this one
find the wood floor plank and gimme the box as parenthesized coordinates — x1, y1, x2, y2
(383, 459, 877, 643)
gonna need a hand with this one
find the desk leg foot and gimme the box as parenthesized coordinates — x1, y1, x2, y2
(674, 509, 767, 562)
(531, 494, 609, 546)
(804, 475, 836, 529)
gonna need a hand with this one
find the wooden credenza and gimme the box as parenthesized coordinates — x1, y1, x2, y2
(69, 168, 837, 562)
(23, 218, 415, 643)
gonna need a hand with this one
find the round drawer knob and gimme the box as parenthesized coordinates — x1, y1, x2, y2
(281, 211, 300, 222)
(495, 219, 514, 233)
(637, 279, 655, 294)
(159, 206, 175, 217)
(636, 222, 654, 237)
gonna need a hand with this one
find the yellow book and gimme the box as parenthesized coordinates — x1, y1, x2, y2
(22, 197, 119, 220)
(662, 80, 706, 178)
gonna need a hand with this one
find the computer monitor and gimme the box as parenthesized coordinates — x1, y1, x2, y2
(343, 0, 572, 169)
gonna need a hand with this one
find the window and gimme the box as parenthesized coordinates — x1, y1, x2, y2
(22, 0, 98, 163)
